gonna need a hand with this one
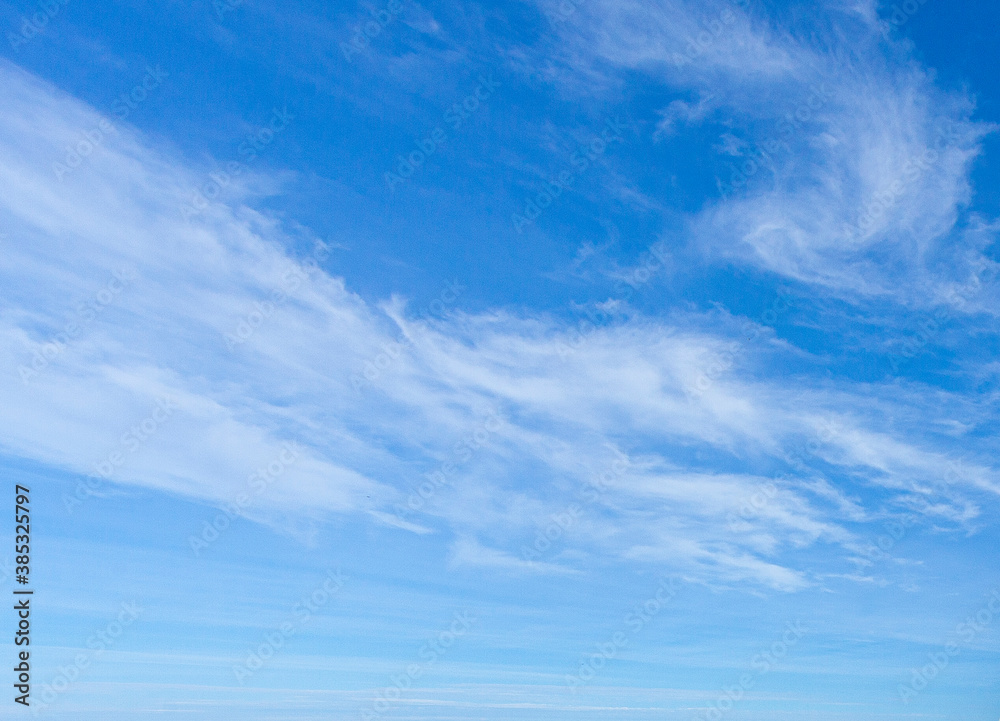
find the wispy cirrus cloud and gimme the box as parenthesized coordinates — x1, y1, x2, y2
(535, 0, 997, 303)
(0, 41, 996, 595)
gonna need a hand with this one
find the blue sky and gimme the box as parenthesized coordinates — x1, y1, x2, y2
(0, 0, 998, 718)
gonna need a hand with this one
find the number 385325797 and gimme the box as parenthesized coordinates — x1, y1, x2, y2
(15, 485, 29, 576)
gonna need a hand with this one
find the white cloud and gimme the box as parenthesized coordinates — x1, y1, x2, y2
(0, 56, 996, 592)
(449, 536, 579, 574)
(541, 0, 998, 303)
